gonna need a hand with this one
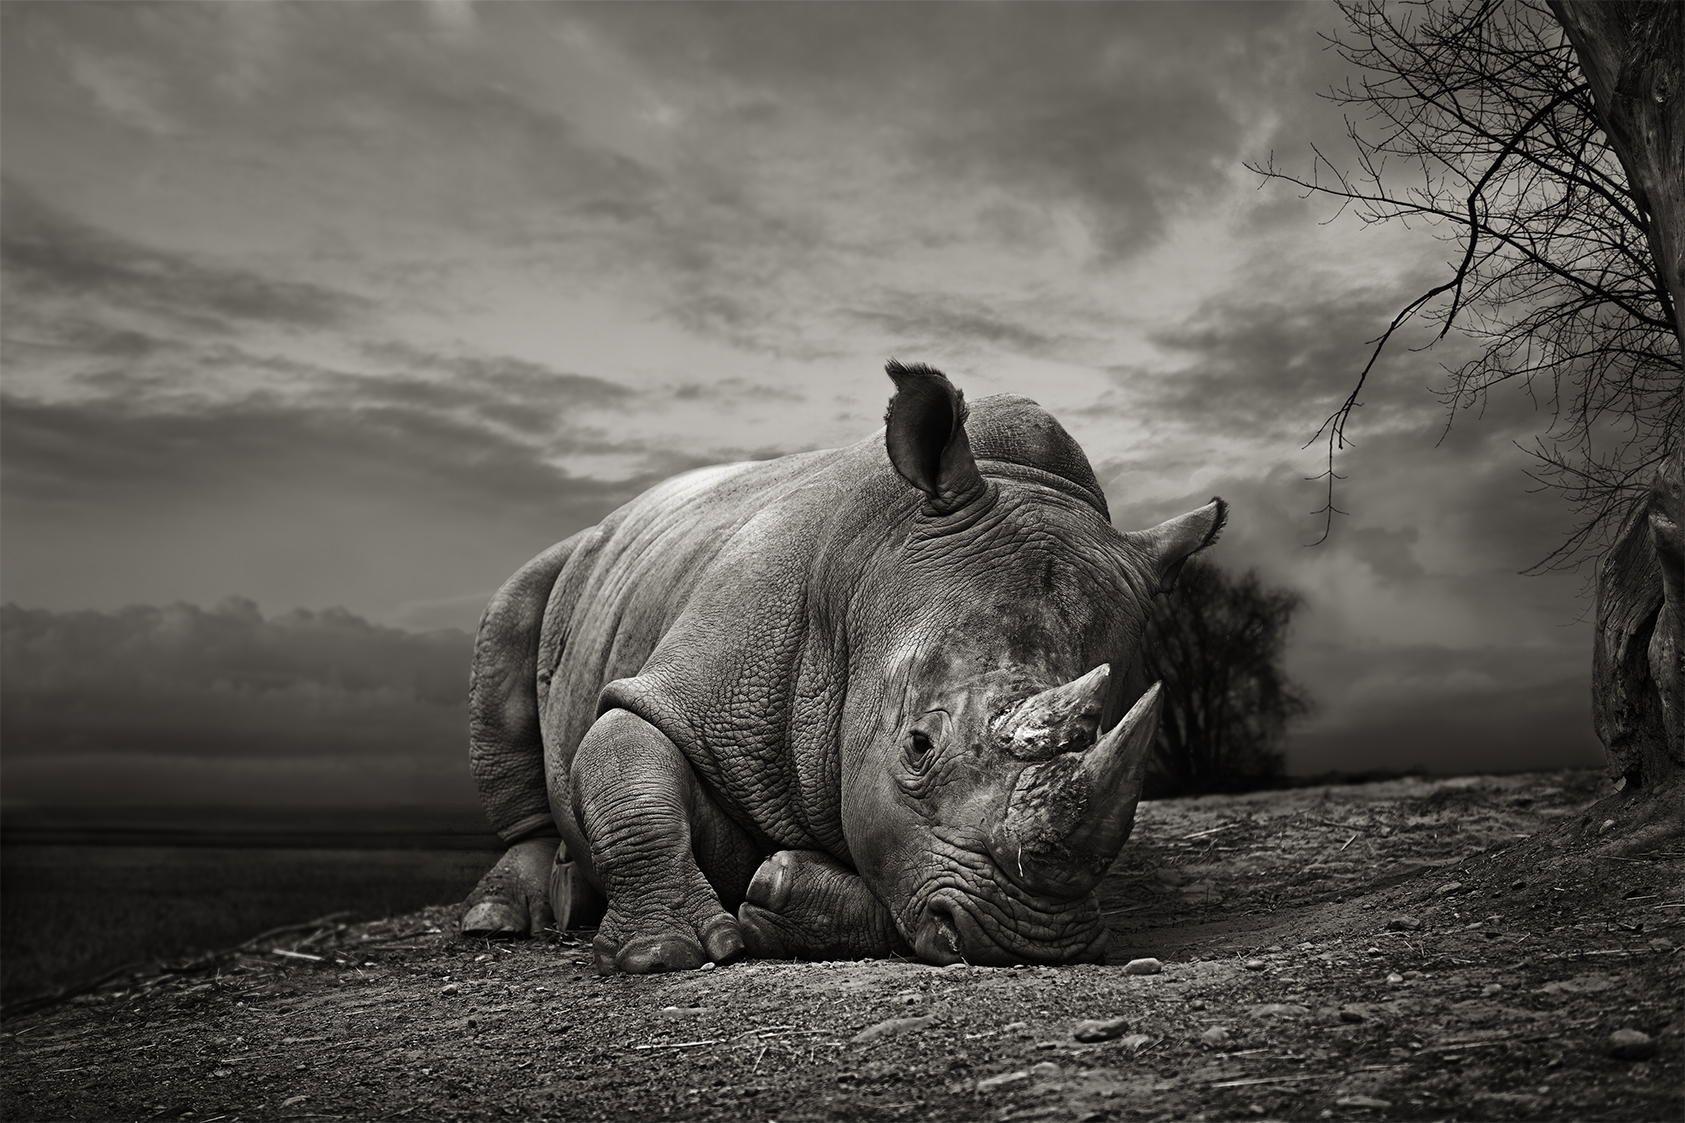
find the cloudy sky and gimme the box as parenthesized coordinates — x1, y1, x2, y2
(1, 1, 1604, 815)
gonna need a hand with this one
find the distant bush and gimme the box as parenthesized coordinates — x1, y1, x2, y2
(1142, 560, 1311, 797)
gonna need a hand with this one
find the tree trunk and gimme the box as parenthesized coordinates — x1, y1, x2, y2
(1552, 1, 1684, 805)
(1593, 451, 1682, 795)
(1550, 0, 1685, 350)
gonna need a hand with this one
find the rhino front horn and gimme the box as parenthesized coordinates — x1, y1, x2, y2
(1061, 681, 1162, 861)
(997, 682, 1163, 892)
(1000, 664, 1111, 758)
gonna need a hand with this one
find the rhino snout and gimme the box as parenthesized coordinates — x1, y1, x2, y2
(908, 887, 1106, 967)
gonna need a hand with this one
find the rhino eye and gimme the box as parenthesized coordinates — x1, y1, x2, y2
(906, 729, 935, 770)
(904, 711, 948, 778)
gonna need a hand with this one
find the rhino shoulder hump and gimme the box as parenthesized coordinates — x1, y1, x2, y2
(966, 393, 1108, 515)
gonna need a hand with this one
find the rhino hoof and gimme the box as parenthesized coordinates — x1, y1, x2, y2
(594, 914, 743, 974)
(746, 851, 796, 911)
(462, 899, 525, 936)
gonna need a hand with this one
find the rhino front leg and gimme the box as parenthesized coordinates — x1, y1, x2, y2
(738, 850, 909, 961)
(462, 837, 560, 937)
(572, 708, 749, 974)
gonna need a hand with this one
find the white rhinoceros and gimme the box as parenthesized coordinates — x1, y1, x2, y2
(461, 363, 1224, 973)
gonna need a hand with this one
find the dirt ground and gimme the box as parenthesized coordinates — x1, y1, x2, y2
(4, 771, 1681, 1122)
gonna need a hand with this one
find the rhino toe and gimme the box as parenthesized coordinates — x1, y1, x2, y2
(737, 902, 792, 958)
(462, 899, 526, 936)
(700, 914, 745, 962)
(592, 909, 743, 974)
(746, 850, 796, 911)
(602, 932, 704, 974)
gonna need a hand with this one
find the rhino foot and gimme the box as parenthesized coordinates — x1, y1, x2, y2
(461, 837, 561, 938)
(737, 850, 908, 961)
(592, 900, 743, 975)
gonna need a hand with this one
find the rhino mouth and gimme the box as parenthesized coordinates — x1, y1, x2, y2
(900, 839, 1110, 966)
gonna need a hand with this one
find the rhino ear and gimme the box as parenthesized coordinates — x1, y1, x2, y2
(883, 360, 986, 513)
(1125, 498, 1227, 593)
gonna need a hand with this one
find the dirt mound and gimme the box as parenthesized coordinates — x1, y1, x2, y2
(4, 772, 1680, 1121)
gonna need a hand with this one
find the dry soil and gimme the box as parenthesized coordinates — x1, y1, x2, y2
(3, 771, 1681, 1122)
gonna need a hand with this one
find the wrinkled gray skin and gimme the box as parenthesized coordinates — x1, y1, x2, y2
(461, 363, 1226, 974)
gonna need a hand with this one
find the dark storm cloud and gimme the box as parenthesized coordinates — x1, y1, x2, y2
(0, 318, 167, 362)
(1124, 268, 1465, 442)
(845, 296, 1061, 358)
(0, 182, 367, 331)
(0, 376, 754, 632)
(660, 290, 849, 362)
(573, 2, 1306, 260)
(360, 342, 631, 409)
(0, 389, 642, 514)
(349, 342, 636, 436)
(668, 377, 805, 408)
(0, 600, 475, 809)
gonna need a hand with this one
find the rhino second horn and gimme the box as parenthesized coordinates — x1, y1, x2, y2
(1061, 681, 1163, 861)
(1002, 663, 1112, 758)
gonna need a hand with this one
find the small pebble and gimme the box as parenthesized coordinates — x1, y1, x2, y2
(851, 1014, 935, 1043)
(657, 1005, 708, 1019)
(977, 1070, 1031, 1091)
(1001, 1021, 1028, 1033)
(441, 984, 459, 996)
(1118, 1033, 1152, 1052)
(1365, 946, 1385, 957)
(1029, 1061, 1062, 1078)
(1072, 1016, 1130, 1043)
(699, 962, 716, 972)
(1248, 1003, 1309, 1018)
(1242, 959, 1266, 971)
(1435, 880, 1464, 896)
(1598, 818, 1617, 834)
(1607, 1029, 1656, 1061)
(1649, 938, 1674, 952)
(1337, 1007, 1366, 1023)
(1200, 1026, 1233, 1045)
(1481, 983, 1503, 996)
(1385, 915, 1422, 932)
(1122, 957, 1163, 976)
(1385, 972, 1405, 985)
(1336, 1096, 1392, 1110)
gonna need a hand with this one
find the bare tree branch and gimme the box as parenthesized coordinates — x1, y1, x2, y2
(1254, 0, 1683, 569)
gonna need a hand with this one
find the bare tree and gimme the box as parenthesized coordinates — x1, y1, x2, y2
(1142, 561, 1311, 796)
(1253, 0, 1683, 571)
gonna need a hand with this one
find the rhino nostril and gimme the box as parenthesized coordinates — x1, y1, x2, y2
(913, 898, 966, 965)
(931, 903, 961, 956)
